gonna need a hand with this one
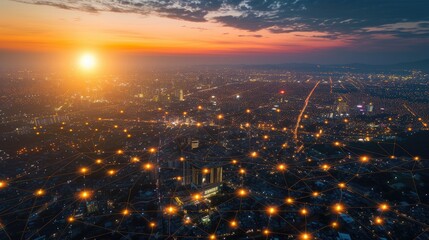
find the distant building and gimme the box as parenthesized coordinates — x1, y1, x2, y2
(179, 89, 184, 101)
(191, 140, 199, 149)
(366, 102, 374, 113)
(183, 161, 223, 187)
(336, 98, 349, 115)
(32, 114, 69, 126)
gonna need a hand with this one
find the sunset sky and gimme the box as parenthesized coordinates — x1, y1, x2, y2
(1, 0, 429, 69)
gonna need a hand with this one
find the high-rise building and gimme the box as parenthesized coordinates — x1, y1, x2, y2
(335, 98, 349, 115)
(183, 162, 223, 187)
(366, 102, 374, 113)
(179, 89, 184, 101)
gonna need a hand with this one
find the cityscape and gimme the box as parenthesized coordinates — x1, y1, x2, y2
(1, 1, 429, 240)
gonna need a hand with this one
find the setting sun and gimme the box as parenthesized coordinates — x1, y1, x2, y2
(79, 53, 97, 70)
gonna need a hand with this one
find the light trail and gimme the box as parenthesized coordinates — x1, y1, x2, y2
(294, 81, 321, 142)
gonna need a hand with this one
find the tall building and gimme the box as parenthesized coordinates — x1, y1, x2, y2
(179, 89, 185, 101)
(183, 162, 223, 187)
(335, 98, 349, 115)
(366, 102, 374, 113)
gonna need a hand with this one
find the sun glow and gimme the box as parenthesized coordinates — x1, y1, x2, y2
(79, 53, 97, 70)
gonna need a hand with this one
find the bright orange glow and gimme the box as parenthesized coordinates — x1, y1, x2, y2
(107, 169, 116, 176)
(202, 168, 210, 174)
(116, 149, 124, 154)
(239, 168, 246, 174)
(360, 156, 370, 163)
(149, 222, 156, 228)
(277, 163, 287, 171)
(79, 53, 96, 70)
(192, 193, 202, 201)
(131, 157, 140, 163)
(79, 190, 91, 200)
(237, 188, 248, 197)
(333, 203, 345, 214)
(229, 220, 238, 228)
(165, 205, 177, 215)
(338, 183, 346, 189)
(0, 181, 7, 189)
(266, 206, 278, 215)
(379, 203, 389, 211)
(300, 232, 312, 240)
(331, 221, 339, 228)
(79, 167, 89, 175)
(375, 216, 384, 225)
(95, 159, 103, 164)
(68, 216, 75, 223)
(143, 163, 154, 170)
(250, 151, 258, 158)
(149, 148, 156, 153)
(122, 209, 130, 215)
(286, 197, 294, 204)
(263, 229, 270, 235)
(321, 164, 330, 171)
(35, 189, 45, 196)
(312, 192, 320, 197)
(209, 234, 216, 240)
(300, 208, 309, 216)
(231, 159, 238, 164)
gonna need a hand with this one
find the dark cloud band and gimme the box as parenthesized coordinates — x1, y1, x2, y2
(16, 0, 429, 38)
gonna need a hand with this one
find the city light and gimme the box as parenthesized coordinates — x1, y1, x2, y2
(122, 209, 130, 216)
(229, 220, 238, 228)
(250, 151, 258, 158)
(300, 208, 309, 216)
(68, 216, 75, 223)
(165, 206, 177, 215)
(107, 169, 116, 176)
(375, 216, 384, 225)
(333, 203, 345, 214)
(80, 167, 89, 175)
(192, 193, 202, 201)
(360, 156, 370, 163)
(266, 206, 278, 215)
(379, 203, 389, 212)
(277, 163, 287, 171)
(35, 189, 45, 196)
(78, 190, 91, 200)
(237, 188, 248, 197)
(143, 163, 154, 170)
(300, 232, 312, 240)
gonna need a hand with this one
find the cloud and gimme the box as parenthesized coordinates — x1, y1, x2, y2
(16, 0, 429, 39)
(238, 34, 263, 38)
